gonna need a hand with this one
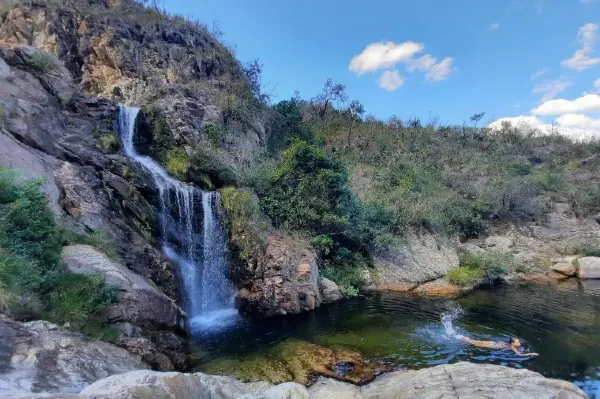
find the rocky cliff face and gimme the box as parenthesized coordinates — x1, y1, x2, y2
(0, 45, 187, 369)
(0, 0, 266, 174)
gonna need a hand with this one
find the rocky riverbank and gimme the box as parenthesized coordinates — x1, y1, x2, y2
(3, 362, 588, 399)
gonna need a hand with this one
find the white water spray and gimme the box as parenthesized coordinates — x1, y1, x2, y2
(118, 105, 237, 329)
(441, 304, 464, 338)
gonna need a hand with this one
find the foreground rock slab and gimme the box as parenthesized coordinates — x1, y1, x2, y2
(8, 362, 587, 399)
(0, 316, 147, 396)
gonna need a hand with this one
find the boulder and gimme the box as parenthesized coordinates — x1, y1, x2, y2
(236, 235, 322, 317)
(370, 232, 459, 292)
(61, 245, 188, 370)
(0, 315, 147, 396)
(552, 262, 577, 277)
(319, 278, 342, 303)
(577, 257, 600, 279)
(358, 362, 587, 399)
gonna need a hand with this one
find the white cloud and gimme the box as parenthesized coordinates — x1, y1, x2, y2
(488, 115, 548, 131)
(561, 23, 600, 71)
(488, 114, 600, 139)
(426, 57, 455, 82)
(531, 94, 600, 115)
(407, 54, 436, 73)
(556, 113, 600, 129)
(378, 70, 405, 91)
(349, 41, 424, 75)
(489, 23, 500, 30)
(532, 79, 573, 102)
(531, 67, 549, 79)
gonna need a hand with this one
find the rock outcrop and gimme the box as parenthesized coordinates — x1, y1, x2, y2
(0, 315, 147, 396)
(6, 362, 587, 399)
(463, 203, 600, 277)
(0, 0, 266, 174)
(0, 45, 186, 367)
(61, 245, 188, 370)
(236, 235, 323, 317)
(577, 257, 600, 279)
(369, 232, 459, 292)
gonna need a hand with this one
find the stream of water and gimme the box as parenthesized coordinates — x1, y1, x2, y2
(118, 105, 237, 330)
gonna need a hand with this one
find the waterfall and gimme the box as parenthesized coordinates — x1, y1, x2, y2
(118, 105, 237, 330)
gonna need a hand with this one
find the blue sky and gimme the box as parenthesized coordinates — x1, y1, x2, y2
(163, 0, 600, 136)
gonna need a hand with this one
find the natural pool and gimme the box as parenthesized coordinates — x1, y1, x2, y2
(192, 280, 600, 398)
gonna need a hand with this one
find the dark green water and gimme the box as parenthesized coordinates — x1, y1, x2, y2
(193, 280, 600, 398)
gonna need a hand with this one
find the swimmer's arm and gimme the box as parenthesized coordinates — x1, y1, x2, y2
(512, 347, 539, 357)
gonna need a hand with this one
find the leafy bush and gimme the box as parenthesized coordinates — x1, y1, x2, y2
(321, 262, 364, 297)
(96, 134, 122, 153)
(204, 123, 226, 146)
(267, 99, 315, 153)
(166, 149, 191, 180)
(47, 273, 118, 340)
(220, 187, 268, 261)
(447, 267, 484, 286)
(448, 251, 513, 286)
(28, 52, 60, 75)
(190, 145, 238, 187)
(0, 169, 117, 339)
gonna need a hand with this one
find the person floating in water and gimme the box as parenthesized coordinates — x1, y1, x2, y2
(456, 335, 539, 357)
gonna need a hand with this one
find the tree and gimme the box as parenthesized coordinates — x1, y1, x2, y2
(313, 78, 348, 120)
(346, 100, 365, 146)
(243, 59, 270, 104)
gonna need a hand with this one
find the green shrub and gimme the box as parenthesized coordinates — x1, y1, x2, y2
(204, 123, 226, 146)
(166, 149, 191, 180)
(190, 145, 239, 187)
(28, 52, 60, 75)
(447, 267, 484, 286)
(321, 262, 364, 297)
(0, 169, 117, 339)
(449, 251, 513, 287)
(220, 187, 268, 261)
(47, 273, 118, 340)
(96, 134, 122, 153)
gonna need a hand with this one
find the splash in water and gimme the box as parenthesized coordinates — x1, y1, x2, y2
(441, 303, 464, 338)
(118, 105, 237, 331)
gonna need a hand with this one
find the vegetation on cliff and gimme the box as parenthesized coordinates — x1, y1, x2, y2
(0, 169, 118, 339)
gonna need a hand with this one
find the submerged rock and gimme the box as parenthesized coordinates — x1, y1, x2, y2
(198, 340, 392, 386)
(8, 362, 587, 399)
(0, 315, 147, 396)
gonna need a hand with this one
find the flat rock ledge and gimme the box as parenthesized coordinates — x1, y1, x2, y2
(6, 362, 587, 399)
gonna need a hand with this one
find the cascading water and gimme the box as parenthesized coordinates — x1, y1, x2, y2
(118, 105, 237, 331)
